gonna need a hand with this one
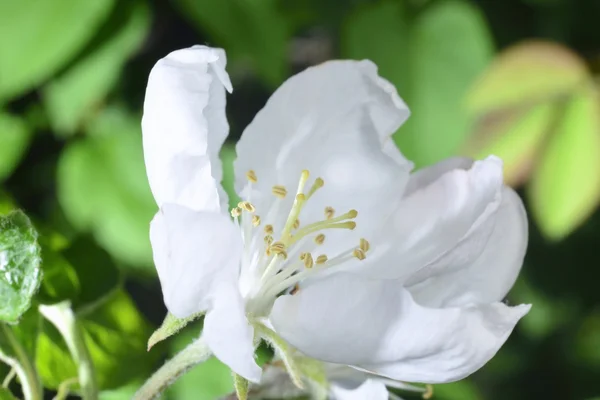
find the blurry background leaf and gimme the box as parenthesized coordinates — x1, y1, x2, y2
(0, 113, 32, 183)
(174, 0, 290, 86)
(574, 310, 600, 368)
(37, 289, 159, 390)
(0, 211, 42, 323)
(344, 0, 493, 167)
(0, 0, 115, 102)
(433, 380, 482, 400)
(220, 144, 240, 209)
(529, 85, 600, 240)
(57, 107, 155, 269)
(466, 41, 589, 114)
(43, 1, 150, 136)
(0, 387, 18, 400)
(463, 102, 557, 185)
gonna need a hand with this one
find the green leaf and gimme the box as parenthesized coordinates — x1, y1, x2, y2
(43, 1, 150, 136)
(0, 211, 42, 323)
(343, 0, 494, 167)
(148, 312, 203, 351)
(174, 0, 289, 86)
(466, 41, 589, 115)
(0, 387, 18, 400)
(403, 0, 493, 167)
(0, 113, 32, 182)
(57, 108, 156, 269)
(0, 0, 116, 101)
(463, 102, 557, 186)
(37, 290, 159, 390)
(529, 84, 600, 240)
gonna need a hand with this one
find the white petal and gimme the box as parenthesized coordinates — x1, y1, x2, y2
(142, 45, 232, 212)
(270, 272, 530, 383)
(354, 156, 503, 281)
(409, 187, 528, 307)
(204, 282, 262, 383)
(404, 157, 474, 196)
(150, 204, 242, 318)
(331, 379, 389, 400)
(234, 60, 412, 257)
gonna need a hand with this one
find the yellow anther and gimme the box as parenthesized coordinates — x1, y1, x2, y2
(303, 253, 314, 268)
(293, 219, 300, 230)
(264, 224, 274, 235)
(422, 385, 433, 400)
(307, 177, 324, 198)
(324, 206, 335, 220)
(264, 235, 274, 246)
(270, 241, 287, 259)
(300, 252, 309, 260)
(316, 255, 328, 264)
(246, 170, 258, 183)
(359, 238, 370, 252)
(314, 234, 325, 245)
(272, 185, 287, 198)
(238, 201, 255, 213)
(252, 215, 261, 227)
(231, 207, 242, 218)
(353, 248, 366, 260)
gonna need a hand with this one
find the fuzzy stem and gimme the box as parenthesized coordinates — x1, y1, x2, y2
(133, 336, 212, 400)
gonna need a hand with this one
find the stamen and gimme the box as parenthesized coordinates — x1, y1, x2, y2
(231, 207, 242, 218)
(246, 170, 258, 183)
(360, 238, 370, 252)
(270, 241, 288, 259)
(307, 177, 324, 198)
(264, 225, 274, 235)
(281, 193, 306, 242)
(272, 185, 288, 198)
(314, 234, 325, 245)
(238, 201, 255, 213)
(316, 255, 328, 264)
(293, 219, 300, 230)
(291, 221, 356, 245)
(353, 248, 366, 260)
(252, 215, 261, 227)
(296, 170, 310, 196)
(300, 252, 309, 260)
(324, 206, 335, 219)
(303, 253, 314, 268)
(264, 235, 274, 246)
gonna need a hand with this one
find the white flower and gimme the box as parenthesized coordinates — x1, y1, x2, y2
(142, 45, 530, 386)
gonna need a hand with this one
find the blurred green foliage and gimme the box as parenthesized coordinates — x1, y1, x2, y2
(1, 0, 600, 399)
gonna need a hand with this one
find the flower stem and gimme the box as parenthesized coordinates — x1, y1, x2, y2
(39, 302, 97, 400)
(134, 336, 212, 400)
(0, 324, 43, 400)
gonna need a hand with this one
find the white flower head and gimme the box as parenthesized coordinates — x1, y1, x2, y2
(142, 45, 530, 387)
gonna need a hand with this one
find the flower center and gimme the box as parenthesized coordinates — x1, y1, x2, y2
(233, 169, 370, 317)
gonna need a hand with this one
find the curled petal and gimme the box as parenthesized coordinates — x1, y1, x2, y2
(356, 156, 504, 282)
(409, 186, 528, 307)
(270, 272, 529, 383)
(143, 45, 232, 212)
